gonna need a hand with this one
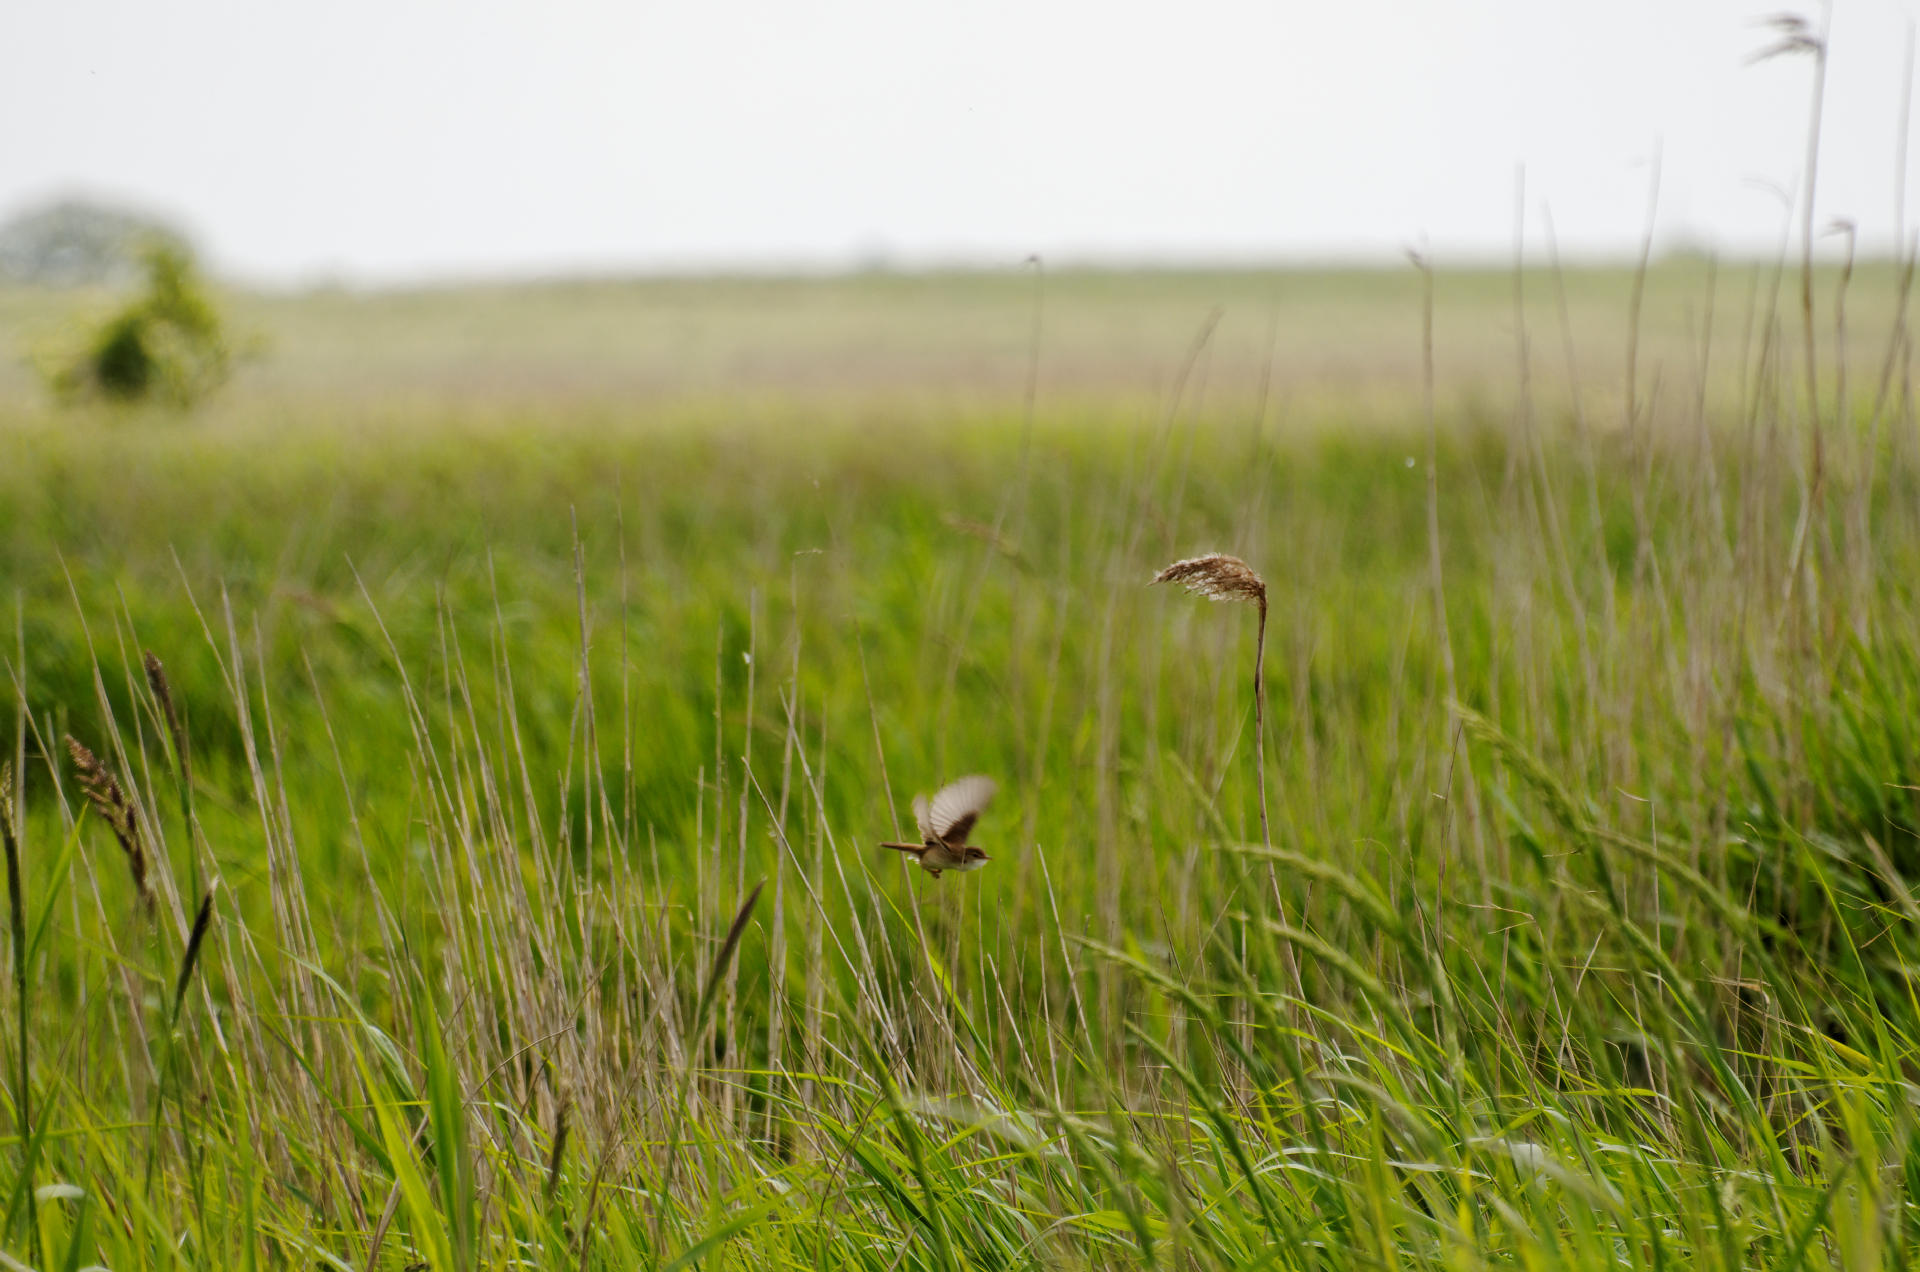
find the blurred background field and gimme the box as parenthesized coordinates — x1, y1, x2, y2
(4, 259, 1910, 416)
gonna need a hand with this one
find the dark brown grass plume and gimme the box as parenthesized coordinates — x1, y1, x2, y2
(143, 650, 191, 791)
(1152, 553, 1274, 857)
(172, 890, 214, 1020)
(65, 735, 151, 907)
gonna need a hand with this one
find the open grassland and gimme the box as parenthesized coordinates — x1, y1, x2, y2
(3, 259, 1914, 414)
(6, 261, 1920, 1269)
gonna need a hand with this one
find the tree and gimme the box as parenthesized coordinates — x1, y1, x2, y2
(47, 244, 232, 409)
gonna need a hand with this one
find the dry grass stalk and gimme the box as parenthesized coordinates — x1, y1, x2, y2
(1152, 554, 1272, 854)
(65, 735, 151, 906)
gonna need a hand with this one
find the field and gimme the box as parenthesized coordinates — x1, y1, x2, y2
(5, 257, 1920, 1269)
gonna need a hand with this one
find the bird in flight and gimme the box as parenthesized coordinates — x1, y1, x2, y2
(880, 775, 997, 878)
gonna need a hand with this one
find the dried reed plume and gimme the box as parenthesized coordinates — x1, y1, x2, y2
(1153, 553, 1268, 608)
(65, 735, 151, 906)
(1152, 554, 1271, 852)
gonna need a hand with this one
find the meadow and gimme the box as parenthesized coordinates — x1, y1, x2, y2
(5, 256, 1920, 1269)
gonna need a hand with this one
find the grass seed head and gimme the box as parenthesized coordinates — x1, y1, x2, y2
(65, 735, 151, 906)
(1151, 553, 1268, 609)
(172, 890, 214, 1018)
(142, 650, 189, 778)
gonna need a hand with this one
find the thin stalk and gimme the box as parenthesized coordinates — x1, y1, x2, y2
(144, 651, 197, 907)
(1801, 6, 1832, 499)
(1253, 595, 1270, 855)
(1415, 253, 1457, 699)
(2, 765, 36, 1266)
(144, 891, 213, 1196)
(1766, 6, 1832, 612)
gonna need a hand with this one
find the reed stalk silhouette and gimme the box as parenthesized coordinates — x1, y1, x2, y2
(1153, 552, 1273, 858)
(2, 763, 37, 1266)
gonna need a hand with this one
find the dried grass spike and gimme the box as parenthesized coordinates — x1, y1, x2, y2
(172, 890, 214, 1019)
(2, 762, 18, 919)
(65, 735, 150, 906)
(142, 650, 190, 785)
(1151, 553, 1268, 607)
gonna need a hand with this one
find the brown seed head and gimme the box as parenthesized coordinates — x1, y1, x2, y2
(173, 889, 214, 1018)
(143, 649, 191, 788)
(1151, 554, 1268, 608)
(65, 735, 151, 906)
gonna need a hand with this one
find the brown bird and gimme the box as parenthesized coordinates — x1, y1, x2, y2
(880, 775, 997, 878)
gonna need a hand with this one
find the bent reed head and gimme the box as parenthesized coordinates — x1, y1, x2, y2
(1151, 553, 1267, 610)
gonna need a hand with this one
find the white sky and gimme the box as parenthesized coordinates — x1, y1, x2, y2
(2, 0, 1914, 284)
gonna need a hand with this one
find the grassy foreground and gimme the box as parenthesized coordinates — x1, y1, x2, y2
(5, 263, 1920, 1269)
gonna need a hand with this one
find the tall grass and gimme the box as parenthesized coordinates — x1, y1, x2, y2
(3, 246, 1920, 1269)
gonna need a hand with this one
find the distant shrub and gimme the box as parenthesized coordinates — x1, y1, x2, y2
(47, 243, 231, 409)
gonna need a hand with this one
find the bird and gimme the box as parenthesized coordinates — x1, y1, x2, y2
(880, 775, 997, 878)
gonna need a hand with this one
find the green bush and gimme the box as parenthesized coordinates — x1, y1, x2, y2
(48, 242, 231, 408)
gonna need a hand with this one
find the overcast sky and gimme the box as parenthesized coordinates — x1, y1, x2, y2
(2, 0, 1914, 284)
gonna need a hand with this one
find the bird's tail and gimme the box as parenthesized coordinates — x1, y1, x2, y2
(879, 842, 925, 856)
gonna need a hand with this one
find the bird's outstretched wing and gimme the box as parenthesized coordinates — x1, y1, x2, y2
(912, 793, 933, 841)
(926, 775, 997, 845)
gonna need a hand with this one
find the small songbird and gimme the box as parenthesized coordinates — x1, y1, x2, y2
(880, 775, 997, 878)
